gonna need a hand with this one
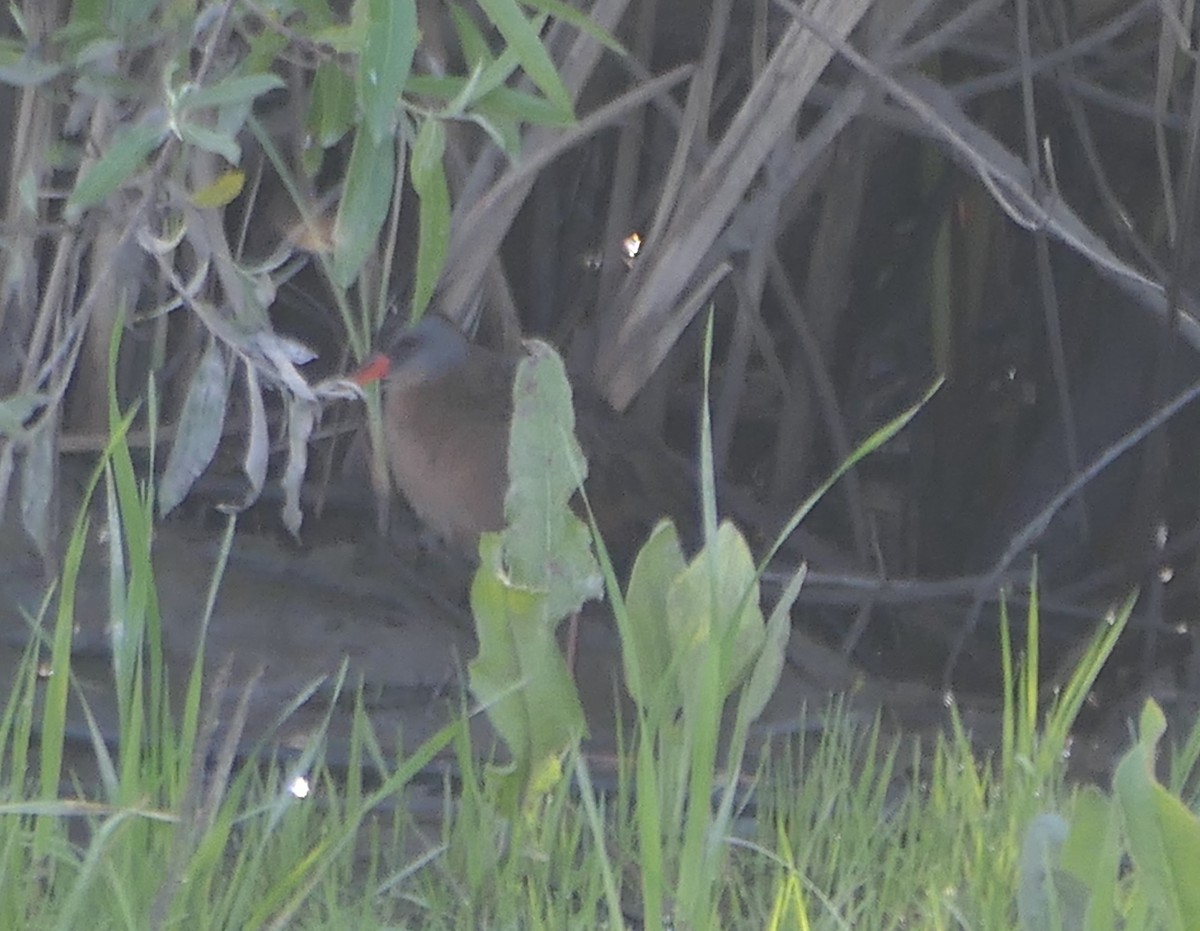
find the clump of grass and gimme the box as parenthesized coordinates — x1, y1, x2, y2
(3, 330, 1200, 930)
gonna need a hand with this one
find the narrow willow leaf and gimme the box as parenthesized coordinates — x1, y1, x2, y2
(520, 0, 626, 56)
(20, 418, 56, 564)
(241, 362, 268, 508)
(176, 120, 241, 163)
(0, 38, 63, 86)
(308, 62, 356, 149)
(359, 0, 417, 144)
(176, 73, 285, 111)
(450, 2, 494, 68)
(159, 339, 229, 517)
(282, 395, 319, 537)
(477, 0, 573, 119)
(68, 113, 168, 215)
(0, 391, 48, 438)
(410, 119, 449, 319)
(406, 76, 573, 128)
(0, 443, 12, 525)
(332, 129, 396, 288)
(476, 85, 573, 128)
(109, 0, 160, 36)
(465, 111, 520, 158)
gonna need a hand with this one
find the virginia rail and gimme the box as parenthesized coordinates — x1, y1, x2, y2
(351, 313, 699, 562)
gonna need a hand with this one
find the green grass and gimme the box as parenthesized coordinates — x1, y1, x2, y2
(2, 529, 1198, 930)
(4, 338, 1200, 930)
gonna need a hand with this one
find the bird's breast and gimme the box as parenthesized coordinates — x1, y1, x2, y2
(382, 386, 510, 556)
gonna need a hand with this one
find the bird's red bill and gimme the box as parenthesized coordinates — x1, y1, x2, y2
(350, 353, 391, 386)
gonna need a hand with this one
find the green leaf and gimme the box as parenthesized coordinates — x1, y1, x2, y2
(622, 520, 687, 708)
(504, 340, 602, 618)
(465, 110, 521, 158)
(1061, 787, 1120, 931)
(68, 114, 168, 215)
(667, 523, 765, 708)
(1114, 700, 1200, 931)
(468, 534, 585, 812)
(175, 119, 241, 163)
(20, 419, 56, 565)
(409, 118, 450, 320)
(0, 38, 63, 87)
(406, 75, 573, 128)
(358, 0, 418, 144)
(450, 2, 494, 68)
(109, 0, 160, 36)
(308, 62, 356, 149)
(0, 392, 48, 438)
(736, 561, 799, 727)
(520, 0, 627, 56)
(332, 128, 396, 288)
(293, 0, 337, 29)
(159, 339, 230, 517)
(176, 73, 285, 111)
(476, 0, 573, 120)
(1017, 813, 1091, 931)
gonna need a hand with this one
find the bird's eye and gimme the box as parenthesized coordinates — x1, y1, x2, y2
(392, 334, 420, 356)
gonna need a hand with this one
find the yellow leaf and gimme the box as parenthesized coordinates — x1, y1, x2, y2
(191, 170, 245, 208)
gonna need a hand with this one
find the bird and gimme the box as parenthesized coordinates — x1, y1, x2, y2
(348, 311, 740, 571)
(350, 313, 517, 557)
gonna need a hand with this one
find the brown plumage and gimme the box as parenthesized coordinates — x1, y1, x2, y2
(351, 314, 699, 562)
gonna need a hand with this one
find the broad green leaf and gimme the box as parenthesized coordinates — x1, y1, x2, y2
(736, 560, 799, 726)
(409, 118, 449, 320)
(68, 113, 168, 215)
(1114, 700, 1200, 931)
(468, 534, 585, 811)
(176, 73, 285, 111)
(358, 0, 418, 144)
(504, 340, 602, 618)
(622, 520, 687, 708)
(1061, 787, 1119, 931)
(159, 339, 230, 517)
(190, 169, 245, 208)
(477, 0, 573, 120)
(332, 128, 396, 288)
(667, 522, 765, 707)
(308, 62, 356, 149)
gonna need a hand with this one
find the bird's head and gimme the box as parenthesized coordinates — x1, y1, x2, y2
(350, 313, 470, 391)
